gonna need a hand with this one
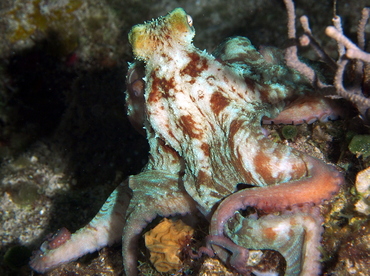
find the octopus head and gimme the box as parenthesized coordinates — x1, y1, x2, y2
(128, 8, 195, 61)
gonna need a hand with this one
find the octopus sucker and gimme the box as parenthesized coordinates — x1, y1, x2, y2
(30, 6, 344, 276)
(46, 227, 71, 250)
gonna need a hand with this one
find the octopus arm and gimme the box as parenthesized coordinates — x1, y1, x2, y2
(207, 154, 342, 275)
(121, 170, 198, 276)
(225, 211, 323, 276)
(29, 181, 131, 273)
(262, 95, 342, 125)
(210, 154, 342, 237)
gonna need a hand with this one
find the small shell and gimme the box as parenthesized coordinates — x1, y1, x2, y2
(355, 167, 370, 215)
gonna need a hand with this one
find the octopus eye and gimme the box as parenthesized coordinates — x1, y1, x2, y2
(187, 14, 193, 27)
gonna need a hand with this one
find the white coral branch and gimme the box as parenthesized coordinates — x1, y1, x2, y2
(325, 26, 370, 63)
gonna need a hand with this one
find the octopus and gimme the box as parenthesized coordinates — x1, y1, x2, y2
(29, 7, 344, 276)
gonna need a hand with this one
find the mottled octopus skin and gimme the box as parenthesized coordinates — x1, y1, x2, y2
(224, 210, 324, 275)
(30, 8, 344, 276)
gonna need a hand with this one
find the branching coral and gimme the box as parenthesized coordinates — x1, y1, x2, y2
(283, 0, 370, 123)
(144, 218, 194, 273)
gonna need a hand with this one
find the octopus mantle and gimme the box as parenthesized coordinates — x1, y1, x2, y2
(29, 8, 343, 276)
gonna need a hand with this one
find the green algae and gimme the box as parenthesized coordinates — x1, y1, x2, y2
(348, 135, 370, 158)
(8, 182, 39, 206)
(281, 125, 298, 140)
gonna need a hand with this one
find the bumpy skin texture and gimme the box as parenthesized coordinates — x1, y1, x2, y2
(30, 8, 343, 276)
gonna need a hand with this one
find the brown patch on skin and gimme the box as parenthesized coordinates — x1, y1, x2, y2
(195, 170, 213, 193)
(236, 91, 245, 100)
(253, 144, 307, 184)
(227, 120, 255, 183)
(160, 53, 173, 62)
(229, 120, 244, 141)
(148, 71, 176, 104)
(158, 138, 181, 160)
(258, 85, 271, 103)
(263, 227, 277, 241)
(167, 129, 176, 140)
(180, 52, 209, 81)
(179, 115, 203, 139)
(210, 92, 230, 116)
(253, 152, 277, 184)
(197, 170, 211, 184)
(201, 143, 210, 157)
(244, 77, 256, 92)
(148, 71, 162, 104)
(233, 149, 254, 184)
(86, 224, 98, 232)
(196, 170, 229, 195)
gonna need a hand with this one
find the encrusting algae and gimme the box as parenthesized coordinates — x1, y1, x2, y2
(5, 0, 82, 43)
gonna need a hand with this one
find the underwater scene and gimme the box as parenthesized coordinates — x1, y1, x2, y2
(0, 0, 370, 275)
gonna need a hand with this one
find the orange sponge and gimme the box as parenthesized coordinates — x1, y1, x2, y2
(144, 218, 194, 272)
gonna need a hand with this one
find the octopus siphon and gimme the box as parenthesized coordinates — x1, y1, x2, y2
(30, 7, 344, 276)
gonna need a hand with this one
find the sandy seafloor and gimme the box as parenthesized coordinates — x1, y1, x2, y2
(1, 0, 370, 275)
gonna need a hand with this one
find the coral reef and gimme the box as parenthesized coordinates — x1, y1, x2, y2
(283, 0, 370, 123)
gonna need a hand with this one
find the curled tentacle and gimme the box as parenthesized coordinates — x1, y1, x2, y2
(210, 155, 342, 238)
(206, 154, 342, 275)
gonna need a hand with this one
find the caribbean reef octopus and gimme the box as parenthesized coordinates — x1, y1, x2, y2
(30, 7, 344, 276)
